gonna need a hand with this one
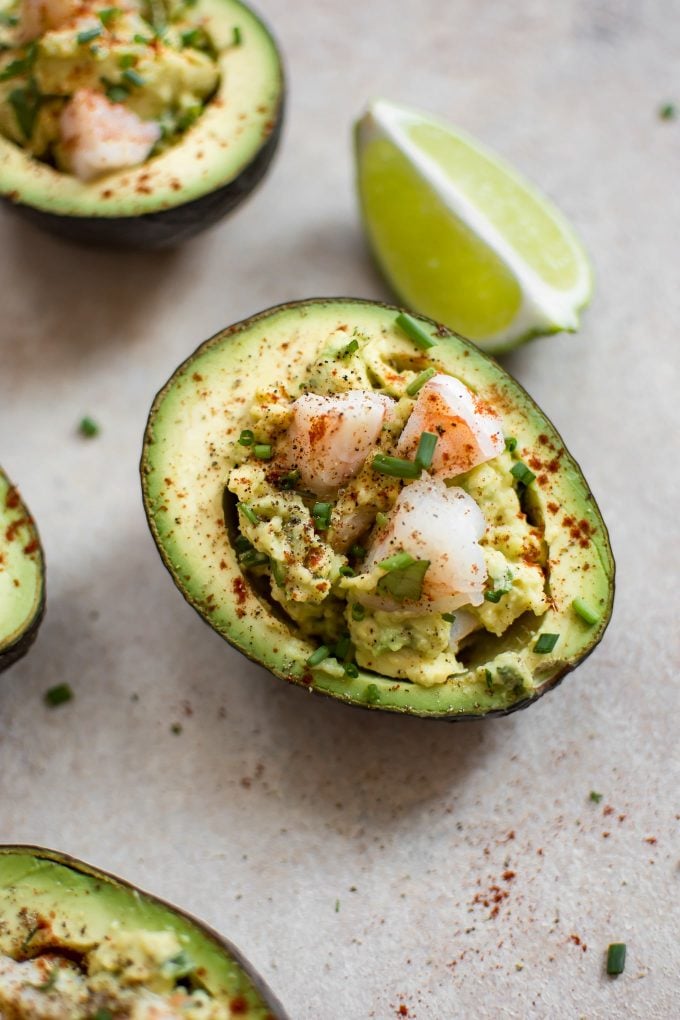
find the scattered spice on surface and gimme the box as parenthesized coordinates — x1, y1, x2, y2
(44, 683, 73, 707)
(78, 416, 100, 438)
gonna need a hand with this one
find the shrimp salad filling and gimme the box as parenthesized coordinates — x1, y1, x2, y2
(0, 927, 231, 1019)
(0, 0, 224, 179)
(226, 328, 549, 690)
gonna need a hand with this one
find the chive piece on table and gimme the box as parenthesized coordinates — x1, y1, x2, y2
(534, 632, 559, 654)
(415, 431, 438, 470)
(589, 790, 603, 804)
(573, 598, 600, 625)
(510, 460, 536, 486)
(372, 454, 421, 480)
(44, 683, 73, 708)
(606, 943, 626, 976)
(395, 312, 437, 351)
(238, 502, 259, 525)
(405, 366, 436, 397)
(78, 416, 100, 438)
(253, 443, 273, 460)
(307, 645, 330, 667)
(77, 25, 102, 44)
(238, 429, 254, 446)
(659, 103, 676, 120)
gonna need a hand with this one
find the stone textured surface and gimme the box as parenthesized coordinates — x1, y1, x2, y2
(1, 1, 679, 1017)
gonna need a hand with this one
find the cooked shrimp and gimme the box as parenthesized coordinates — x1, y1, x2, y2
(397, 374, 504, 478)
(365, 475, 487, 613)
(59, 89, 161, 182)
(20, 0, 80, 40)
(0, 954, 87, 1018)
(280, 390, 394, 497)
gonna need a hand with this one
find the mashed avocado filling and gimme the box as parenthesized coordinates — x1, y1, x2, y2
(0, 0, 222, 175)
(224, 330, 549, 692)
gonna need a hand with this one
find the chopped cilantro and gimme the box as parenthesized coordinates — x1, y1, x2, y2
(589, 790, 603, 804)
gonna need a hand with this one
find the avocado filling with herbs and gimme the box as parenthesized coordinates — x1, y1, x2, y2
(0, 0, 225, 179)
(226, 326, 550, 689)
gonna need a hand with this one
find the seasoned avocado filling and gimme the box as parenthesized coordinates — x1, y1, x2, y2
(0, 0, 226, 178)
(225, 328, 549, 688)
(0, 928, 231, 1018)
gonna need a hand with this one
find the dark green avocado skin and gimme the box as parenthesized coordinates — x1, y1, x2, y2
(4, 105, 283, 249)
(0, 845, 292, 1020)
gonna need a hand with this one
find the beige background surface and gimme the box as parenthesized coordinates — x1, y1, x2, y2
(1, 1, 679, 1017)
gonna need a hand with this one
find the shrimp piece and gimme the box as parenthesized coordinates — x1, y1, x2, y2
(19, 0, 80, 40)
(365, 475, 487, 613)
(59, 90, 161, 182)
(397, 374, 504, 478)
(0, 954, 87, 1018)
(280, 390, 394, 497)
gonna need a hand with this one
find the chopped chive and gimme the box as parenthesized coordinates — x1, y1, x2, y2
(589, 790, 603, 804)
(534, 632, 559, 654)
(170, 723, 182, 735)
(510, 460, 536, 486)
(232, 25, 242, 45)
(8, 80, 41, 139)
(97, 7, 120, 25)
(375, 511, 388, 529)
(35, 966, 58, 991)
(372, 454, 421, 480)
(405, 366, 436, 397)
(339, 565, 355, 577)
(239, 549, 268, 567)
(180, 27, 202, 47)
(485, 571, 513, 603)
(659, 102, 676, 121)
(312, 502, 332, 530)
(279, 469, 300, 490)
(133, 32, 151, 44)
(505, 436, 517, 452)
(365, 682, 380, 704)
(343, 662, 359, 678)
(337, 337, 359, 358)
(94, 1010, 114, 1020)
(572, 598, 600, 625)
(237, 502, 259, 525)
(350, 544, 365, 559)
(307, 645, 330, 667)
(334, 636, 352, 661)
(105, 82, 129, 103)
(44, 683, 73, 708)
(0, 43, 37, 83)
(78, 416, 100, 438)
(351, 603, 365, 621)
(270, 559, 286, 586)
(238, 428, 254, 446)
(395, 312, 437, 351)
(162, 950, 194, 978)
(0, 12, 19, 25)
(378, 551, 416, 572)
(441, 612, 456, 623)
(334, 899, 340, 912)
(253, 443, 273, 460)
(415, 431, 438, 470)
(77, 25, 102, 44)
(122, 67, 145, 87)
(233, 534, 252, 553)
(484, 669, 494, 692)
(118, 52, 136, 69)
(606, 943, 626, 976)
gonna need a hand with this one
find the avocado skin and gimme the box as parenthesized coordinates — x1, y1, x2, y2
(0, 469, 45, 675)
(0, 844, 291, 1020)
(141, 298, 615, 720)
(3, 102, 283, 250)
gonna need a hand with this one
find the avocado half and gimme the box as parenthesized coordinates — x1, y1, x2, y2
(141, 298, 615, 720)
(0, 466, 45, 673)
(0, 0, 284, 248)
(0, 845, 290, 1019)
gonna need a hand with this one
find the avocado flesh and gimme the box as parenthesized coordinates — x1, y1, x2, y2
(0, 846, 289, 1019)
(0, 0, 282, 220)
(0, 467, 44, 673)
(141, 298, 615, 719)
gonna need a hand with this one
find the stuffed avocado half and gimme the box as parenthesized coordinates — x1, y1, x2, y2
(141, 299, 614, 719)
(0, 0, 283, 247)
(0, 845, 289, 1019)
(0, 466, 44, 673)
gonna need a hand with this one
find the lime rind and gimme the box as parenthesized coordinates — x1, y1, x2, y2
(356, 99, 593, 353)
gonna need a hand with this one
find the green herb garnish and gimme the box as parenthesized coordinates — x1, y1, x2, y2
(0, 12, 19, 25)
(485, 570, 513, 603)
(350, 544, 365, 559)
(606, 943, 626, 975)
(484, 669, 494, 692)
(589, 790, 603, 803)
(133, 32, 152, 44)
(307, 645, 330, 667)
(270, 559, 286, 586)
(35, 966, 58, 991)
(78, 416, 100, 438)
(405, 366, 436, 397)
(238, 502, 259, 525)
(98, 7, 120, 25)
(659, 103, 676, 121)
(44, 683, 73, 708)
(415, 431, 437, 470)
(312, 501, 332, 531)
(77, 25, 102, 44)
(337, 337, 359, 358)
(365, 683, 380, 704)
(279, 469, 300, 490)
(395, 312, 437, 351)
(374, 511, 388, 529)
(334, 899, 340, 912)
(94, 1009, 114, 1020)
(343, 662, 359, 678)
(118, 52, 136, 69)
(8, 79, 40, 139)
(376, 553, 430, 602)
(505, 436, 517, 452)
(234, 535, 252, 553)
(339, 565, 355, 577)
(232, 25, 242, 45)
(239, 549, 268, 567)
(253, 443, 273, 460)
(122, 67, 145, 87)
(176, 103, 202, 132)
(162, 950, 194, 978)
(104, 81, 129, 103)
(372, 454, 421, 480)
(0, 43, 37, 82)
(534, 632, 559, 654)
(510, 460, 536, 486)
(441, 612, 455, 623)
(351, 603, 365, 621)
(170, 723, 182, 735)
(334, 636, 352, 661)
(572, 598, 600, 625)
(238, 428, 254, 446)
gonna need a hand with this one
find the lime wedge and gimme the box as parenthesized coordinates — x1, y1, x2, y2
(355, 99, 593, 353)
